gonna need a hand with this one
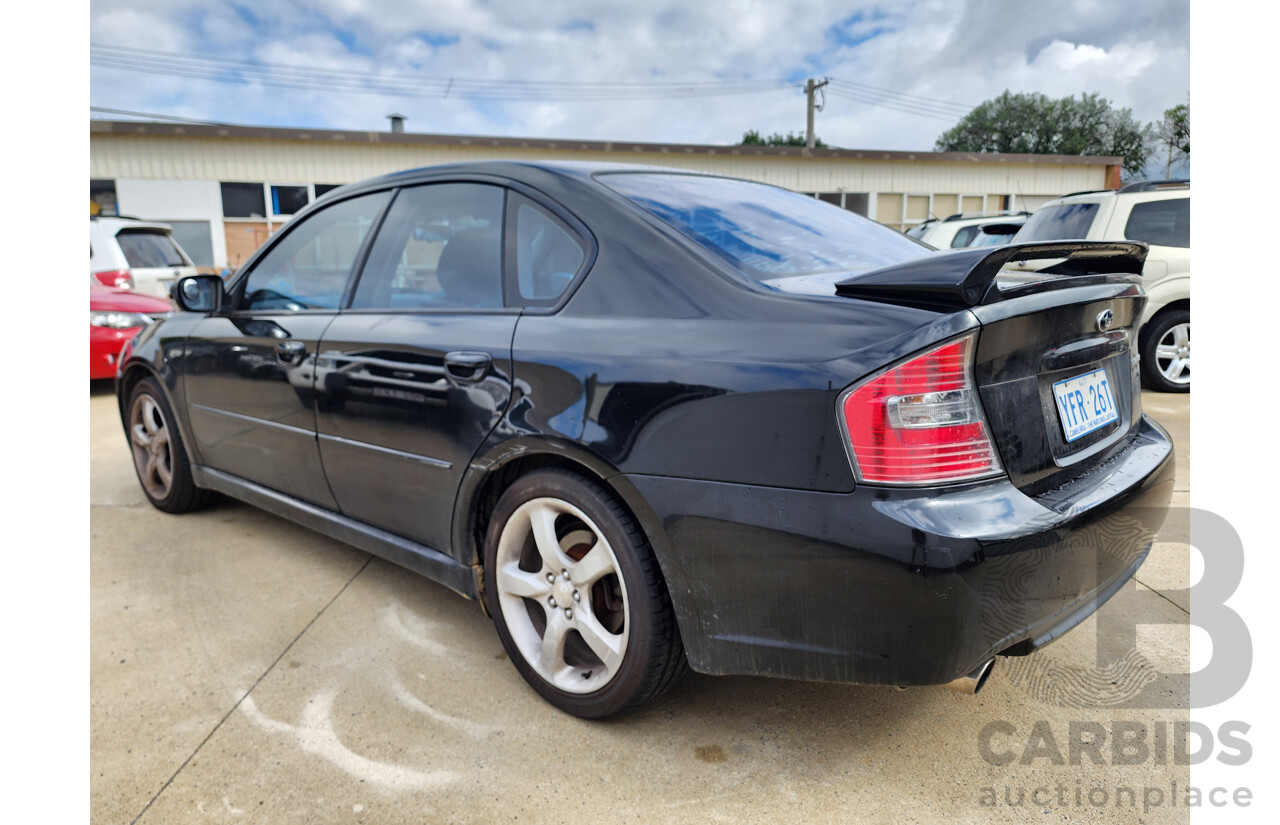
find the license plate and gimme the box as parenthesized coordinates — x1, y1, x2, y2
(1052, 368, 1118, 442)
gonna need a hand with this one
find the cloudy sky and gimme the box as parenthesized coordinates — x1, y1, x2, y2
(89, 0, 1189, 153)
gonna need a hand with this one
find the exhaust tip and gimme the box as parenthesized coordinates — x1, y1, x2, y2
(943, 658, 996, 695)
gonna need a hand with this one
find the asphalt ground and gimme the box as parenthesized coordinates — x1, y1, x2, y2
(91, 382, 1191, 824)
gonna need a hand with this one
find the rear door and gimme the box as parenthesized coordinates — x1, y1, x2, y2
(183, 190, 392, 507)
(312, 182, 519, 551)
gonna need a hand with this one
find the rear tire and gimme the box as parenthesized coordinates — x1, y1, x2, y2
(1140, 310, 1190, 393)
(483, 470, 686, 718)
(126, 377, 213, 513)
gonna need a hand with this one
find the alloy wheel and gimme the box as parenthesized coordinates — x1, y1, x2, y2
(1153, 322, 1191, 386)
(129, 393, 174, 501)
(493, 497, 630, 694)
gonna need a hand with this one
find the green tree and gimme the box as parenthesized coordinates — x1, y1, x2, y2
(934, 91, 1152, 178)
(740, 129, 827, 148)
(1152, 102, 1190, 177)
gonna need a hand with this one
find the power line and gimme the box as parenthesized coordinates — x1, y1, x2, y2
(89, 106, 228, 125)
(90, 43, 796, 102)
(826, 87, 964, 121)
(828, 78, 973, 114)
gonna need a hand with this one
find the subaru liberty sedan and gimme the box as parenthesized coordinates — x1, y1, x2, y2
(117, 162, 1174, 718)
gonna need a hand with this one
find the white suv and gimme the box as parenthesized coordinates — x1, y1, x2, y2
(906, 212, 1029, 250)
(1012, 181, 1190, 392)
(90, 217, 198, 299)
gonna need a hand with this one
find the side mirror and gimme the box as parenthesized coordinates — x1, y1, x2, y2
(173, 275, 225, 313)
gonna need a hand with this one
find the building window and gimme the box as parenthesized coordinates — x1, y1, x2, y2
(314, 184, 343, 198)
(271, 185, 310, 216)
(814, 192, 870, 217)
(90, 179, 117, 217)
(221, 182, 267, 218)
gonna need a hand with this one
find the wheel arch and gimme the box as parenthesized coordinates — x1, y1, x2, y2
(452, 437, 695, 633)
(116, 359, 205, 472)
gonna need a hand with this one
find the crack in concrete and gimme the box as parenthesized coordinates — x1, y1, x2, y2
(127, 555, 374, 825)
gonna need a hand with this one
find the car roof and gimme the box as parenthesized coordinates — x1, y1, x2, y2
(326, 160, 744, 199)
(1047, 181, 1191, 206)
(91, 216, 175, 232)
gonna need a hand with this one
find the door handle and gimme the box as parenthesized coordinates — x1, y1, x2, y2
(444, 351, 491, 382)
(276, 340, 307, 364)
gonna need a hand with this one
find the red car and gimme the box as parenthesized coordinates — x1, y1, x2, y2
(90, 276, 170, 379)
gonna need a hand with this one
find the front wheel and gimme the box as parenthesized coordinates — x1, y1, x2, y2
(483, 470, 686, 718)
(1140, 310, 1191, 393)
(126, 377, 213, 513)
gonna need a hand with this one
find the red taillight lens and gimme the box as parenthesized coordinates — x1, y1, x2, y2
(840, 334, 1002, 485)
(94, 269, 134, 289)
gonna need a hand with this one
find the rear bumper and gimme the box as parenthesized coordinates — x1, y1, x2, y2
(625, 414, 1175, 687)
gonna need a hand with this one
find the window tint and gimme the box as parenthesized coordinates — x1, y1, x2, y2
(514, 199, 585, 304)
(241, 191, 390, 311)
(271, 185, 309, 216)
(1124, 198, 1189, 248)
(352, 184, 505, 310)
(116, 230, 187, 268)
(221, 182, 266, 218)
(602, 173, 924, 281)
(1014, 203, 1100, 242)
(951, 226, 981, 248)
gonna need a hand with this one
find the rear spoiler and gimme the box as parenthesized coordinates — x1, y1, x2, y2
(835, 241, 1148, 310)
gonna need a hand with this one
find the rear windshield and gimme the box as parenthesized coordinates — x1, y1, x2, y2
(116, 229, 187, 268)
(600, 173, 925, 281)
(1014, 203, 1100, 242)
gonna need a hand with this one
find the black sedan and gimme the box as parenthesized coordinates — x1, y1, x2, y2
(117, 162, 1174, 718)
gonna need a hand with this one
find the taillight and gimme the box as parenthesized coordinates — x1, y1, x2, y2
(94, 269, 134, 289)
(840, 333, 1003, 485)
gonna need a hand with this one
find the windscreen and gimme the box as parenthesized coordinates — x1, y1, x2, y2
(116, 229, 188, 268)
(600, 173, 926, 281)
(1013, 203, 1100, 243)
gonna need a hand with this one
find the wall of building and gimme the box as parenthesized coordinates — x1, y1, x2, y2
(90, 129, 1113, 268)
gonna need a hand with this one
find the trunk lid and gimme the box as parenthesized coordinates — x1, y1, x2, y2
(837, 241, 1148, 497)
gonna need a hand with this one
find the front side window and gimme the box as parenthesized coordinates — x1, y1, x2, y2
(1014, 202, 1100, 242)
(241, 191, 390, 311)
(352, 183, 505, 310)
(600, 173, 924, 282)
(1124, 198, 1189, 248)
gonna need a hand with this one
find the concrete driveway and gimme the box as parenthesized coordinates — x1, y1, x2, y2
(91, 383, 1191, 824)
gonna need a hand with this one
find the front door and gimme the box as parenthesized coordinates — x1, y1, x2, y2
(183, 190, 392, 507)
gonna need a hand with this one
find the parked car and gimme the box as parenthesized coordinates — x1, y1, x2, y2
(116, 162, 1174, 718)
(89, 275, 170, 379)
(906, 212, 1029, 249)
(90, 217, 198, 298)
(1012, 181, 1190, 392)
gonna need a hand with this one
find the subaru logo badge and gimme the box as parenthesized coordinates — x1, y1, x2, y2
(1096, 309, 1115, 332)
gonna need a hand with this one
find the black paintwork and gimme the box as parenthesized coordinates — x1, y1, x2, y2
(117, 161, 1174, 688)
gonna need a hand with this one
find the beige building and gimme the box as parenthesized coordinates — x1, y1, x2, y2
(89, 119, 1122, 270)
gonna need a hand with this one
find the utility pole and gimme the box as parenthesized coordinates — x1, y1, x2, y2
(805, 77, 829, 150)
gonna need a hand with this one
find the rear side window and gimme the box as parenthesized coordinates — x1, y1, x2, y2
(241, 191, 390, 311)
(1015, 203, 1100, 242)
(116, 230, 187, 268)
(512, 196, 585, 304)
(951, 226, 981, 248)
(1124, 198, 1189, 248)
(352, 183, 505, 310)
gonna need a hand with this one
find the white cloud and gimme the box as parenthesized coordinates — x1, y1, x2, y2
(89, 0, 1190, 151)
